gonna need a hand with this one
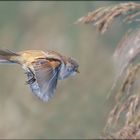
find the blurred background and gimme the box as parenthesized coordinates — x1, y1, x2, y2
(0, 1, 135, 139)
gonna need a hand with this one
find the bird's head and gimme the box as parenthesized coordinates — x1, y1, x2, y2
(59, 56, 79, 80)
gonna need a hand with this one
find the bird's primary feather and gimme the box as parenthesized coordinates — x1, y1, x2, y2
(26, 58, 61, 102)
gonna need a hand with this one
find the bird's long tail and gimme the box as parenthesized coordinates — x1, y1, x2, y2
(0, 49, 19, 63)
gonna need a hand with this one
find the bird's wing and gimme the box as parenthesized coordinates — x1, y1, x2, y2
(26, 58, 61, 102)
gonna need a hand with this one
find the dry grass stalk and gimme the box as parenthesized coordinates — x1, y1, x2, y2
(76, 2, 140, 34)
(103, 121, 140, 139)
(124, 11, 140, 23)
(104, 30, 140, 139)
(107, 29, 140, 100)
(104, 93, 140, 139)
(116, 64, 140, 101)
(103, 29, 140, 138)
(77, 2, 140, 139)
(113, 122, 140, 139)
(111, 112, 140, 139)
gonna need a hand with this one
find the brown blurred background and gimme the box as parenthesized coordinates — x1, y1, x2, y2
(0, 1, 133, 139)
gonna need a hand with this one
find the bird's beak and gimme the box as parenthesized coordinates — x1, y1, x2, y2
(76, 69, 80, 73)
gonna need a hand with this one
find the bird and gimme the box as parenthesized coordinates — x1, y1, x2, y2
(0, 49, 79, 102)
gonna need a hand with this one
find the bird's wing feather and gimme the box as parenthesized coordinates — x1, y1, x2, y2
(27, 58, 61, 102)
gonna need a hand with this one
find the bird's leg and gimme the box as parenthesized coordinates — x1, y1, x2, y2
(25, 67, 36, 85)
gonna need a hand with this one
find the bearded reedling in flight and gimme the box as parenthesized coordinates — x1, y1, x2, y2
(0, 49, 79, 102)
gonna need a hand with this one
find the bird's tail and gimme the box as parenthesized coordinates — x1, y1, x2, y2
(0, 49, 19, 63)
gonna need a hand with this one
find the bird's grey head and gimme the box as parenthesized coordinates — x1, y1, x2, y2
(58, 57, 79, 80)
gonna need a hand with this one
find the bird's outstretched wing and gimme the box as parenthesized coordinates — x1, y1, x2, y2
(26, 58, 61, 102)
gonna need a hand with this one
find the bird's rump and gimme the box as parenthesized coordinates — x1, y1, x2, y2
(26, 58, 61, 102)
